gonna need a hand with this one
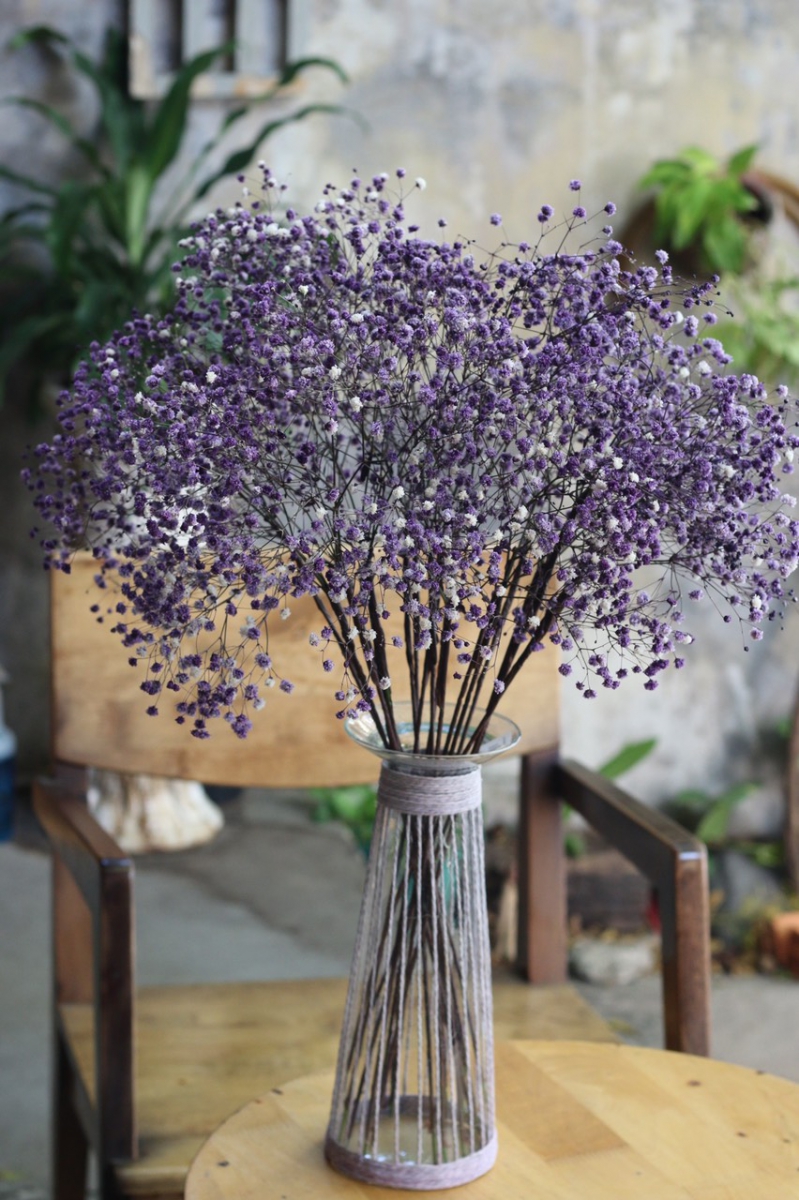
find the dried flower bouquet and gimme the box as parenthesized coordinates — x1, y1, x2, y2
(28, 170, 799, 749)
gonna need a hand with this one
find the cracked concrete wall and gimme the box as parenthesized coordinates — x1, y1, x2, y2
(2, 1, 799, 832)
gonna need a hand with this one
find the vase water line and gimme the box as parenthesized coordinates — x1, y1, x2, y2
(324, 713, 517, 1190)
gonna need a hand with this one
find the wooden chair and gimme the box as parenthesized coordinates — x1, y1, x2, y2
(35, 553, 711, 1200)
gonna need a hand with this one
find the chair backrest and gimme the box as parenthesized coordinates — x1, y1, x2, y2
(50, 553, 561, 785)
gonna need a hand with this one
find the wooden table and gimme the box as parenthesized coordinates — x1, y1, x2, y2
(186, 1040, 799, 1199)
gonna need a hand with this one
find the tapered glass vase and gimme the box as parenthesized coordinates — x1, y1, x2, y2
(324, 705, 520, 1190)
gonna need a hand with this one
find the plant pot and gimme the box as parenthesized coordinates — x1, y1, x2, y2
(324, 707, 519, 1190)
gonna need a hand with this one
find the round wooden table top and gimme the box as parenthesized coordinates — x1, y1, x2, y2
(186, 1040, 799, 1199)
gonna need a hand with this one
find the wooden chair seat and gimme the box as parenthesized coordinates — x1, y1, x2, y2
(60, 975, 616, 1199)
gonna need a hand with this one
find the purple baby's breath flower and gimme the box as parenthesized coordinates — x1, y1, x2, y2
(604, 202, 616, 215)
(27, 167, 799, 744)
(569, 179, 582, 191)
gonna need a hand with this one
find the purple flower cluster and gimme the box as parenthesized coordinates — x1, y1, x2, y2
(26, 170, 799, 746)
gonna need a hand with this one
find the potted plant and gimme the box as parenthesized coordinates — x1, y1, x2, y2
(625, 143, 799, 387)
(26, 173, 799, 1187)
(0, 23, 348, 409)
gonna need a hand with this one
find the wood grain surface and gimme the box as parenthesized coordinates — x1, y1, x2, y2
(50, 553, 560, 787)
(186, 1040, 799, 1200)
(59, 978, 614, 1198)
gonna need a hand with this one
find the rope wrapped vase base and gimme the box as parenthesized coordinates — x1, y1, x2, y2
(325, 761, 497, 1190)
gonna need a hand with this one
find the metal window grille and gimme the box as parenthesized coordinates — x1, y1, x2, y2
(129, 0, 300, 99)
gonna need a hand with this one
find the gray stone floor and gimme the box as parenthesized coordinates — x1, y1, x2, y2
(2, 773, 799, 1198)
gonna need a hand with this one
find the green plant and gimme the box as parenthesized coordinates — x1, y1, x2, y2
(715, 275, 799, 388)
(0, 24, 348, 406)
(665, 777, 785, 878)
(310, 785, 377, 857)
(637, 144, 760, 274)
(667, 781, 755, 846)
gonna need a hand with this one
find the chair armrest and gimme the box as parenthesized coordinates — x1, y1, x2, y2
(33, 777, 137, 1159)
(554, 759, 704, 884)
(555, 759, 711, 1056)
(33, 778, 132, 913)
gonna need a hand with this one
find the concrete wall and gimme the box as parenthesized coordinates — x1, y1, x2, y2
(2, 0, 799, 830)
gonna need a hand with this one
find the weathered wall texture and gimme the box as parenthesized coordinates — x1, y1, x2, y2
(2, 0, 799, 830)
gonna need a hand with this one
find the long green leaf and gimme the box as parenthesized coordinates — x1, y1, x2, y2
(145, 45, 233, 183)
(727, 143, 759, 178)
(277, 56, 349, 87)
(670, 177, 715, 248)
(1, 97, 108, 175)
(125, 165, 155, 268)
(0, 164, 56, 196)
(6, 25, 69, 53)
(703, 216, 748, 274)
(73, 32, 143, 171)
(680, 146, 720, 173)
(0, 202, 50, 231)
(695, 783, 753, 845)
(46, 181, 96, 277)
(193, 104, 353, 200)
(186, 57, 348, 177)
(638, 160, 693, 190)
(597, 738, 657, 781)
(0, 312, 69, 401)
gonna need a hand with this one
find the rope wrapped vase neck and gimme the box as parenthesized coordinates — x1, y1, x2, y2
(377, 762, 482, 816)
(325, 760, 496, 1190)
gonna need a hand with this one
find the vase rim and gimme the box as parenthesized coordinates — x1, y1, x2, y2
(344, 701, 521, 771)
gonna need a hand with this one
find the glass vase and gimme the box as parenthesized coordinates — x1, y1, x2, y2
(324, 705, 520, 1190)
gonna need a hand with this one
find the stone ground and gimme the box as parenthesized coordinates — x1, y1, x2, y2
(2, 771, 799, 1198)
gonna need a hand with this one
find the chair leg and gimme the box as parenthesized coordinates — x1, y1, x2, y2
(659, 850, 712, 1056)
(516, 750, 567, 983)
(53, 1035, 89, 1200)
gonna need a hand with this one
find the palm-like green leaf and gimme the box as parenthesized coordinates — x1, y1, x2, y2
(727, 143, 759, 178)
(597, 738, 657, 780)
(194, 104, 353, 200)
(276, 55, 349, 87)
(145, 44, 233, 183)
(1, 97, 109, 175)
(5, 25, 69, 52)
(695, 784, 753, 845)
(0, 164, 56, 196)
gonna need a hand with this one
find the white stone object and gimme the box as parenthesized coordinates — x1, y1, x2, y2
(569, 935, 658, 987)
(88, 771, 224, 853)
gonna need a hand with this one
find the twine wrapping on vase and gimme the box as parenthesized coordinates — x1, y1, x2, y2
(325, 761, 496, 1190)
